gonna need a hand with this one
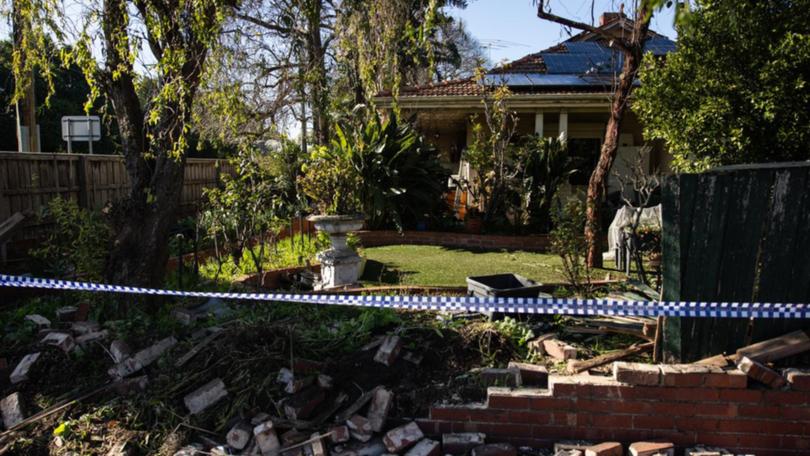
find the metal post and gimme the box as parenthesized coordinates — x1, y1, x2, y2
(87, 116, 93, 154)
(66, 119, 72, 154)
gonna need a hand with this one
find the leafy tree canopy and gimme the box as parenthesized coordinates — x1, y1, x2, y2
(634, 0, 810, 171)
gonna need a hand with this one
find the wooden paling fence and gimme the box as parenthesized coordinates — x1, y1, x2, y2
(0, 151, 233, 233)
(662, 161, 810, 362)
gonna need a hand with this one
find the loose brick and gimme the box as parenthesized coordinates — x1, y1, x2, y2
(0, 392, 25, 429)
(278, 367, 294, 384)
(684, 447, 733, 456)
(507, 362, 548, 387)
(41, 332, 76, 353)
(628, 442, 674, 456)
(317, 374, 333, 389)
(284, 386, 325, 420)
(737, 356, 786, 389)
(285, 375, 314, 394)
(292, 358, 324, 374)
(543, 339, 577, 361)
(76, 330, 109, 346)
(554, 441, 593, 451)
(10, 352, 40, 384)
(226, 421, 253, 450)
(310, 432, 327, 456)
(527, 333, 556, 355)
(660, 364, 725, 387)
(184, 378, 228, 414)
(404, 439, 441, 456)
(442, 433, 486, 455)
(346, 415, 374, 442)
(613, 362, 661, 386)
(24, 314, 50, 329)
(584, 442, 622, 456)
(384, 421, 424, 453)
(56, 306, 78, 321)
(109, 340, 132, 364)
(71, 320, 100, 335)
(254, 421, 281, 456)
(330, 425, 350, 443)
(367, 387, 393, 432)
(470, 443, 516, 456)
(783, 368, 810, 391)
(374, 335, 402, 366)
(108, 336, 177, 378)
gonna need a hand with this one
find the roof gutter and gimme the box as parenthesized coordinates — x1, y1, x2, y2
(373, 92, 614, 110)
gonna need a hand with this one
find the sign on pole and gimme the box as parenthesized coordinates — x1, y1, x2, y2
(61, 116, 101, 154)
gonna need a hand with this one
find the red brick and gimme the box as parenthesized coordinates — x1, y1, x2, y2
(736, 434, 783, 449)
(528, 397, 575, 410)
(474, 423, 531, 438)
(431, 407, 473, 422)
(584, 441, 622, 456)
(764, 390, 810, 405)
(632, 415, 675, 430)
(531, 425, 568, 439)
(718, 388, 764, 402)
(702, 370, 747, 389)
(507, 410, 551, 425)
(592, 414, 626, 428)
(784, 368, 810, 392)
(628, 441, 674, 456)
(737, 356, 787, 389)
(738, 404, 781, 418)
(466, 409, 511, 423)
(650, 430, 696, 447)
(487, 392, 530, 410)
(550, 412, 590, 427)
(691, 433, 738, 449)
(614, 362, 662, 386)
(781, 406, 810, 420)
(780, 436, 810, 450)
(673, 417, 719, 432)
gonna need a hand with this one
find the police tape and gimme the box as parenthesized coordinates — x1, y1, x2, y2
(1, 274, 808, 319)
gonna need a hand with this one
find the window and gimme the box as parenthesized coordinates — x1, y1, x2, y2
(568, 138, 601, 185)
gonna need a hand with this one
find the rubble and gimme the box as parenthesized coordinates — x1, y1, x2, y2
(227, 421, 253, 450)
(366, 387, 393, 432)
(404, 439, 440, 456)
(628, 442, 674, 456)
(24, 314, 51, 329)
(402, 351, 423, 366)
(470, 443, 516, 456)
(286, 376, 315, 394)
(330, 425, 351, 443)
(527, 333, 556, 355)
(736, 356, 786, 389)
(684, 447, 733, 456)
(76, 329, 110, 346)
(184, 378, 228, 414)
(1, 392, 25, 429)
(346, 415, 374, 442)
(441, 433, 485, 454)
(174, 445, 204, 456)
(310, 432, 327, 456)
(584, 442, 622, 456)
(783, 368, 810, 391)
(176, 330, 223, 368)
(294, 358, 326, 374)
(317, 374, 334, 389)
(383, 421, 423, 453)
(333, 437, 387, 456)
(374, 335, 402, 366)
(41, 331, 76, 353)
(71, 320, 101, 335)
(110, 340, 132, 364)
(542, 339, 577, 361)
(111, 375, 149, 395)
(56, 306, 78, 322)
(254, 420, 281, 456)
(10, 352, 40, 384)
(554, 442, 592, 452)
(284, 386, 325, 420)
(278, 368, 295, 384)
(108, 336, 177, 378)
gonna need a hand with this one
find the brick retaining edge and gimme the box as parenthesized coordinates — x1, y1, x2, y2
(417, 363, 810, 456)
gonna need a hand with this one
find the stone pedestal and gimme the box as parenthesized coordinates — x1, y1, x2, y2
(308, 215, 364, 290)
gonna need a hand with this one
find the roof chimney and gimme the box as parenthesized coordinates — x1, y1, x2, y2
(599, 6, 627, 26)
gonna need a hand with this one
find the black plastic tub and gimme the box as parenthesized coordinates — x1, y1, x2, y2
(466, 273, 546, 298)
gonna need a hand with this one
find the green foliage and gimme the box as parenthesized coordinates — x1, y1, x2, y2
(511, 136, 579, 232)
(301, 112, 449, 229)
(550, 198, 592, 295)
(491, 316, 535, 348)
(200, 148, 298, 282)
(635, 0, 810, 171)
(30, 198, 111, 280)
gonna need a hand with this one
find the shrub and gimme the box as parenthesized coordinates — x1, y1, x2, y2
(30, 198, 111, 280)
(550, 198, 592, 295)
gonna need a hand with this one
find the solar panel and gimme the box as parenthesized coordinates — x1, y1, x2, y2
(563, 42, 611, 55)
(525, 74, 593, 86)
(644, 38, 676, 55)
(541, 53, 622, 74)
(482, 73, 533, 86)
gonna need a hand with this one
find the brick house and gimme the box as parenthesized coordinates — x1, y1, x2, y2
(373, 12, 675, 207)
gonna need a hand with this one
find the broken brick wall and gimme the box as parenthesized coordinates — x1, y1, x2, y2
(355, 231, 551, 252)
(417, 369, 810, 456)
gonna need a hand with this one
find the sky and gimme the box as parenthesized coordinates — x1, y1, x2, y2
(450, 0, 678, 65)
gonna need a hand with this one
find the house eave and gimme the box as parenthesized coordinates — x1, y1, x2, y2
(374, 92, 614, 110)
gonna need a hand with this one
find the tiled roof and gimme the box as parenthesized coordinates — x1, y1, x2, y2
(379, 13, 674, 100)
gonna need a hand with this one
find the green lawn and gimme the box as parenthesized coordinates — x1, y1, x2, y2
(359, 245, 617, 287)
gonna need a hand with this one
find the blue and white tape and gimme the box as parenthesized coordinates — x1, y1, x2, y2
(1, 274, 808, 319)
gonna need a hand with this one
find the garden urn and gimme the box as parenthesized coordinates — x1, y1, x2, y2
(307, 215, 364, 289)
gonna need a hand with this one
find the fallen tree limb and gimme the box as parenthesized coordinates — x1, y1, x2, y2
(566, 342, 654, 374)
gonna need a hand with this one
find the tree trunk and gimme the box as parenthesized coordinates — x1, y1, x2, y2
(305, 0, 329, 146)
(584, 10, 651, 268)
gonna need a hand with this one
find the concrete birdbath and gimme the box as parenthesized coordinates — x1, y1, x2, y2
(308, 215, 364, 289)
